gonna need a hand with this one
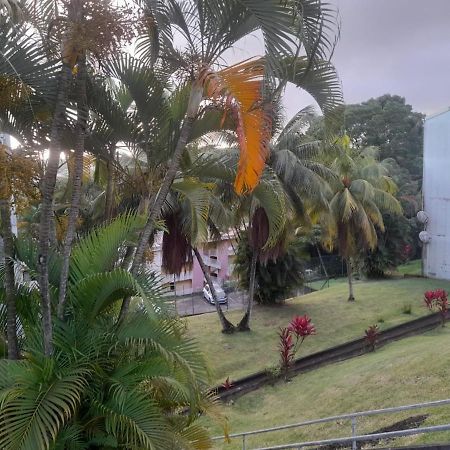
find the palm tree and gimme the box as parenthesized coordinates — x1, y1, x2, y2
(0, 0, 21, 21)
(0, 140, 40, 360)
(329, 145, 403, 301)
(56, 54, 88, 319)
(11, 0, 134, 352)
(120, 0, 343, 320)
(0, 146, 19, 359)
(0, 215, 218, 448)
(161, 172, 236, 333)
(232, 107, 335, 330)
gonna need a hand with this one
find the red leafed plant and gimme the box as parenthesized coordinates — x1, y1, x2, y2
(279, 315, 316, 379)
(222, 376, 233, 390)
(424, 289, 448, 327)
(364, 324, 380, 352)
(288, 315, 316, 337)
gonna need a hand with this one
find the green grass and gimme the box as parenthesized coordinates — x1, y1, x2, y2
(397, 259, 422, 276)
(186, 277, 450, 384)
(206, 327, 450, 449)
(307, 277, 347, 291)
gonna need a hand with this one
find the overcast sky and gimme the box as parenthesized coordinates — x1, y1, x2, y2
(279, 0, 450, 119)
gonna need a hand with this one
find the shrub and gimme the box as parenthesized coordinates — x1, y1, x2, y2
(234, 233, 308, 305)
(365, 324, 380, 351)
(278, 315, 316, 379)
(359, 214, 417, 278)
(424, 289, 448, 327)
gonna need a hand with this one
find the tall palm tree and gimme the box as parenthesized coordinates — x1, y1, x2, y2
(0, 143, 40, 359)
(161, 172, 236, 333)
(120, 0, 343, 320)
(0, 146, 19, 359)
(56, 54, 88, 319)
(18, 0, 133, 352)
(232, 107, 335, 330)
(329, 145, 403, 301)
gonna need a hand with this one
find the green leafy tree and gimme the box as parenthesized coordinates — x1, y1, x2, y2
(234, 232, 308, 305)
(344, 95, 424, 180)
(358, 213, 417, 278)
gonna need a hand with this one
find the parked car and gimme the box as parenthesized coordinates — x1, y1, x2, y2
(203, 282, 228, 304)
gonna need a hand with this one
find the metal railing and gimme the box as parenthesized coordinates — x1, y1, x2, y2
(212, 398, 450, 450)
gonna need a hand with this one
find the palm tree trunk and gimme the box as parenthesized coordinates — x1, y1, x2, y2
(347, 258, 355, 301)
(0, 199, 19, 359)
(104, 143, 115, 222)
(193, 247, 235, 333)
(237, 249, 258, 332)
(37, 62, 73, 355)
(57, 55, 87, 320)
(118, 83, 203, 322)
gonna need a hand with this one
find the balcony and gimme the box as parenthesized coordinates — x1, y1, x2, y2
(202, 255, 222, 269)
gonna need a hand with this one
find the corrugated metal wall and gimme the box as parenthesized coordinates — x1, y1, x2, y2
(423, 109, 450, 279)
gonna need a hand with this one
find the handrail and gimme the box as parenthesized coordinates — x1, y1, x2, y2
(212, 398, 450, 450)
(252, 423, 450, 449)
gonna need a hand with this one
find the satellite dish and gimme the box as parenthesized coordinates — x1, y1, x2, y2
(417, 211, 429, 224)
(419, 231, 431, 243)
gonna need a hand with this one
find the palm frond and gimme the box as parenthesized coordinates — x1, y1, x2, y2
(0, 362, 89, 450)
(69, 213, 143, 284)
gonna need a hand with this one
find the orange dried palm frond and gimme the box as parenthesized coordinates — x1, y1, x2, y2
(201, 58, 272, 194)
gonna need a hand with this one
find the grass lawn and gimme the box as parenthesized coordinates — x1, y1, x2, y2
(397, 259, 422, 276)
(186, 277, 450, 384)
(206, 327, 450, 449)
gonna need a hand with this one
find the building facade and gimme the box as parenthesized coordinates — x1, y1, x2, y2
(422, 108, 450, 279)
(148, 232, 237, 296)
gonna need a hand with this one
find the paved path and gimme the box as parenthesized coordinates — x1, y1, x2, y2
(169, 290, 246, 317)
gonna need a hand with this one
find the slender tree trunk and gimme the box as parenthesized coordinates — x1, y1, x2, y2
(347, 258, 355, 302)
(57, 55, 87, 320)
(49, 214, 57, 246)
(193, 247, 235, 333)
(0, 200, 19, 359)
(104, 143, 115, 222)
(118, 83, 203, 322)
(237, 249, 258, 332)
(37, 62, 73, 355)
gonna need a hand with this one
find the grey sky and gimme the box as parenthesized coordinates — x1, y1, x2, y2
(281, 0, 450, 119)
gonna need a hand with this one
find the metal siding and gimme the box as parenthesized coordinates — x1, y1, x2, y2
(423, 109, 450, 279)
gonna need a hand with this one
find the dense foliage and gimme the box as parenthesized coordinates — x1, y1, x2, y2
(234, 233, 308, 305)
(345, 95, 424, 181)
(358, 213, 418, 278)
(344, 95, 424, 217)
(0, 216, 216, 449)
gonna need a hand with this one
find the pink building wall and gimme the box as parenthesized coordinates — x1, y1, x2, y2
(191, 239, 233, 292)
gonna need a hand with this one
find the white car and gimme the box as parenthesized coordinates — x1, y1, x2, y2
(203, 283, 228, 305)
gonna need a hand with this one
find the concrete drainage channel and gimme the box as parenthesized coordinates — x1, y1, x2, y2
(213, 312, 447, 402)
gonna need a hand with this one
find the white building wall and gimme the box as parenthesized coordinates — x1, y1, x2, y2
(423, 109, 450, 279)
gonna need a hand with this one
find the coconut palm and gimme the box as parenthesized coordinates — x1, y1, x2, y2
(329, 145, 403, 301)
(120, 0, 343, 321)
(230, 107, 335, 330)
(0, 215, 218, 449)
